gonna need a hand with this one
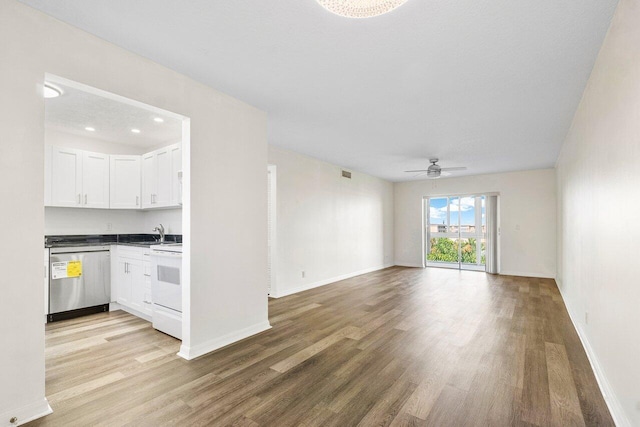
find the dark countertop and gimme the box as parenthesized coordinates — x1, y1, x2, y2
(45, 234, 182, 248)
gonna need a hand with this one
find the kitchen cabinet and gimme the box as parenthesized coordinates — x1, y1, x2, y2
(50, 146, 82, 207)
(82, 151, 110, 208)
(46, 143, 180, 210)
(48, 146, 109, 208)
(113, 246, 152, 319)
(110, 155, 141, 209)
(170, 144, 182, 206)
(141, 143, 181, 209)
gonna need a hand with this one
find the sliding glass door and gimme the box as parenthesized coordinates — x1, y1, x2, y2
(426, 195, 486, 271)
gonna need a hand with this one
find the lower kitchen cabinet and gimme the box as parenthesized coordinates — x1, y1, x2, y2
(113, 246, 152, 319)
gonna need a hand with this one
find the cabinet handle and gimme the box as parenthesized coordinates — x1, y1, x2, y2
(84, 194, 88, 205)
(125, 262, 128, 274)
(136, 196, 139, 206)
(77, 194, 81, 204)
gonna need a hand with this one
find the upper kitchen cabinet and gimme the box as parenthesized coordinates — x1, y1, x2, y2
(142, 142, 181, 209)
(82, 151, 110, 208)
(110, 155, 141, 209)
(48, 146, 109, 208)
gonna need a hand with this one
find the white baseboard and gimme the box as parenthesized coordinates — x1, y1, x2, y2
(177, 320, 272, 361)
(0, 398, 52, 426)
(499, 270, 555, 279)
(556, 280, 630, 427)
(394, 262, 424, 268)
(119, 305, 152, 323)
(270, 264, 394, 298)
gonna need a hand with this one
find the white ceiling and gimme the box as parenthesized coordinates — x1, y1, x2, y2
(45, 82, 182, 148)
(24, 0, 618, 181)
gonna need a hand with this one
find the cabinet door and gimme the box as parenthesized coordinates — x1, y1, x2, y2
(169, 143, 182, 206)
(116, 258, 131, 306)
(51, 147, 83, 207)
(155, 147, 171, 207)
(129, 259, 145, 313)
(110, 155, 141, 209)
(82, 151, 110, 208)
(141, 152, 156, 208)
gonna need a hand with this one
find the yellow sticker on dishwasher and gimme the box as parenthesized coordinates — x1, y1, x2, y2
(67, 260, 82, 278)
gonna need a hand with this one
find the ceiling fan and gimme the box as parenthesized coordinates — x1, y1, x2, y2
(405, 158, 467, 179)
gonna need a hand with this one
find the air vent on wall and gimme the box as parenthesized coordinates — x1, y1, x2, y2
(341, 170, 352, 179)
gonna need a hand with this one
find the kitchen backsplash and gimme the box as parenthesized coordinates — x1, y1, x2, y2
(45, 207, 182, 235)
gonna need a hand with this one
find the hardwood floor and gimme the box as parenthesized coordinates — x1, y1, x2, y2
(28, 267, 613, 426)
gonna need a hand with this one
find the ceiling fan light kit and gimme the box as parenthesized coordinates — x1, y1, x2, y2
(316, 0, 409, 18)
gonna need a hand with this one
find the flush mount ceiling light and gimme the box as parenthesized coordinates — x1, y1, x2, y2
(43, 83, 62, 98)
(131, 128, 141, 134)
(153, 117, 164, 123)
(85, 127, 95, 132)
(316, 0, 409, 18)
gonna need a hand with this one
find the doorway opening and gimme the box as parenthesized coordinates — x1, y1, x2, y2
(425, 195, 486, 271)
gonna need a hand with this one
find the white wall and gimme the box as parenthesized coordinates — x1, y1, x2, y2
(394, 169, 556, 278)
(0, 1, 268, 424)
(45, 207, 144, 235)
(556, 0, 640, 425)
(44, 207, 182, 236)
(268, 146, 394, 297)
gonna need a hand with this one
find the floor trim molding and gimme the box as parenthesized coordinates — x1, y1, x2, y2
(499, 270, 555, 279)
(177, 320, 272, 361)
(556, 279, 630, 427)
(0, 397, 52, 426)
(269, 264, 395, 298)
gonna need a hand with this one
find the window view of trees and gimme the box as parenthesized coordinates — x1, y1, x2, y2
(427, 238, 486, 264)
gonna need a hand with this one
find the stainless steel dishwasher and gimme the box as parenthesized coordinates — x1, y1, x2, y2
(48, 245, 111, 322)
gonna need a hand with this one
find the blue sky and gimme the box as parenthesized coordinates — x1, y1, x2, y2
(429, 196, 485, 226)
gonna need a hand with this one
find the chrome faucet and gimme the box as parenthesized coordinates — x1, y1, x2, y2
(153, 224, 165, 243)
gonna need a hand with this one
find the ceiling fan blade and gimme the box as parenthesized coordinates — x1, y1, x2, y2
(412, 171, 430, 178)
(439, 167, 467, 171)
(404, 169, 429, 173)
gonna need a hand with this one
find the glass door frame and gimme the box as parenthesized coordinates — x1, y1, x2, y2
(423, 194, 486, 271)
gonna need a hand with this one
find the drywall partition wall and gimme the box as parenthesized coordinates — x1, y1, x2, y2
(0, 0, 268, 423)
(394, 169, 556, 278)
(268, 146, 394, 297)
(556, 0, 639, 424)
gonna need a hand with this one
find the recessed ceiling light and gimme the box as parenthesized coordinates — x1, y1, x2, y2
(316, 0, 409, 18)
(131, 129, 141, 134)
(85, 127, 95, 132)
(43, 83, 62, 98)
(154, 117, 164, 123)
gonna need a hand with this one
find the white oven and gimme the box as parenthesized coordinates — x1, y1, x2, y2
(150, 244, 182, 339)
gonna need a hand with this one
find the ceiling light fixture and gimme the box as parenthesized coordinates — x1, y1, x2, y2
(316, 0, 409, 18)
(131, 129, 141, 134)
(43, 83, 62, 98)
(153, 117, 164, 123)
(85, 127, 95, 132)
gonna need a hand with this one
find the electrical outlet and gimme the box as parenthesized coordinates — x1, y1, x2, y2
(515, 224, 521, 231)
(301, 271, 305, 278)
(106, 223, 113, 232)
(585, 312, 589, 325)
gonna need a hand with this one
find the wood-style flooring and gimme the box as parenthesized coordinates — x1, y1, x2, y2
(28, 267, 613, 426)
